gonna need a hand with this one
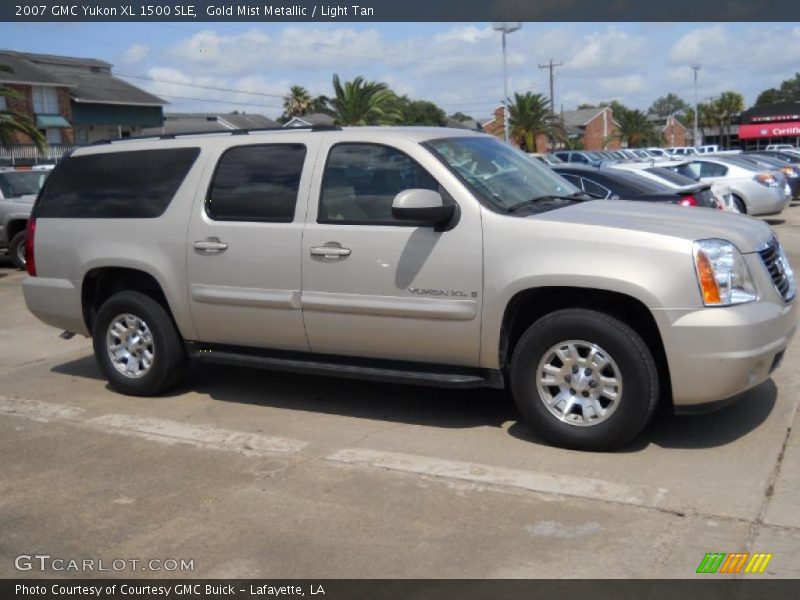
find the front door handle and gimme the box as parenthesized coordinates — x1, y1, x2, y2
(310, 244, 351, 259)
(193, 237, 229, 253)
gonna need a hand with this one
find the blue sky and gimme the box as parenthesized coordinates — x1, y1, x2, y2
(1, 21, 798, 120)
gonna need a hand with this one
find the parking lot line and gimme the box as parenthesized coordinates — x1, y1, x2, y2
(0, 394, 85, 422)
(325, 448, 669, 509)
(84, 414, 309, 456)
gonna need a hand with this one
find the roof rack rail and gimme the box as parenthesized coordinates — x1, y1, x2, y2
(90, 123, 342, 145)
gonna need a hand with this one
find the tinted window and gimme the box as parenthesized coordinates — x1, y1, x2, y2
(207, 144, 306, 222)
(319, 144, 438, 224)
(36, 148, 200, 218)
(559, 173, 582, 188)
(601, 172, 668, 195)
(696, 161, 728, 177)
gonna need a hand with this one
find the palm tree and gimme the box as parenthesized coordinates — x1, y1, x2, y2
(699, 101, 725, 147)
(0, 65, 46, 152)
(506, 92, 551, 152)
(613, 108, 656, 147)
(716, 91, 744, 149)
(321, 74, 399, 126)
(282, 85, 313, 117)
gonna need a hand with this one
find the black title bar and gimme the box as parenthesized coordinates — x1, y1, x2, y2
(1, 0, 796, 22)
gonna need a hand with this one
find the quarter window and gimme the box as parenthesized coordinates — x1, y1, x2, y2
(207, 144, 306, 222)
(318, 144, 439, 224)
(580, 178, 612, 198)
(35, 148, 200, 218)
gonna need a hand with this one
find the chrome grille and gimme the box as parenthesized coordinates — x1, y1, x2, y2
(758, 238, 795, 302)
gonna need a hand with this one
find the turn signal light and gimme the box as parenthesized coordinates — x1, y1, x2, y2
(694, 249, 721, 304)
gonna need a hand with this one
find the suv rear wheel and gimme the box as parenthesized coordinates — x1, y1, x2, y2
(510, 308, 659, 450)
(9, 231, 26, 270)
(93, 291, 186, 396)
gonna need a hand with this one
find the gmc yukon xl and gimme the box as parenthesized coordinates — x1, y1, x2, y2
(22, 127, 798, 450)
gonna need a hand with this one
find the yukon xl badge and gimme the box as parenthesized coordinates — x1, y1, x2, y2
(409, 288, 478, 298)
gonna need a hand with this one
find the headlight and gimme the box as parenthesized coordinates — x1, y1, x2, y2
(693, 239, 757, 306)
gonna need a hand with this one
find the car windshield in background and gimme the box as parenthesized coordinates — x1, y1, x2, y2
(426, 136, 583, 212)
(0, 171, 47, 198)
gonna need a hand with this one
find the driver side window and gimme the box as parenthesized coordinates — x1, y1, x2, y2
(318, 143, 439, 225)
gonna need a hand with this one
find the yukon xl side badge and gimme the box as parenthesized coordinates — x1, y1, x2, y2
(408, 288, 478, 298)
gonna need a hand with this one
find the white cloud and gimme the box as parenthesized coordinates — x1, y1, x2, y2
(599, 74, 646, 94)
(564, 28, 646, 71)
(120, 43, 149, 64)
(434, 25, 495, 44)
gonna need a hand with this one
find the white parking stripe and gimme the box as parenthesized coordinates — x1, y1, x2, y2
(85, 414, 308, 456)
(0, 395, 85, 422)
(326, 448, 668, 508)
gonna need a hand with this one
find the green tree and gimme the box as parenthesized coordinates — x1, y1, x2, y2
(648, 93, 690, 118)
(449, 112, 474, 123)
(385, 94, 446, 126)
(613, 108, 657, 147)
(282, 85, 313, 118)
(716, 91, 744, 148)
(755, 73, 800, 106)
(506, 92, 552, 152)
(321, 74, 399, 126)
(0, 65, 46, 152)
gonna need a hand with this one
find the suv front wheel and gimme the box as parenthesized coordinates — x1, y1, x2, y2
(93, 291, 187, 396)
(510, 308, 659, 450)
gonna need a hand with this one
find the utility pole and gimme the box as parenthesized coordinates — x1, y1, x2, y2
(691, 64, 701, 148)
(492, 22, 521, 144)
(539, 58, 563, 149)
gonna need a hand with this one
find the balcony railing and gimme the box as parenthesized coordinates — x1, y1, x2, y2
(0, 144, 77, 165)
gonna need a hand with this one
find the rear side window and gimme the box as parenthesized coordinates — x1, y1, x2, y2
(35, 148, 200, 218)
(207, 144, 306, 222)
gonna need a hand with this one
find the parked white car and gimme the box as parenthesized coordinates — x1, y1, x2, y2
(667, 147, 699, 156)
(667, 157, 791, 215)
(766, 144, 796, 151)
(697, 145, 720, 154)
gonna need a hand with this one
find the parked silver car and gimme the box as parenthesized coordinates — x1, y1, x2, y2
(667, 156, 791, 215)
(0, 169, 47, 269)
(21, 127, 798, 450)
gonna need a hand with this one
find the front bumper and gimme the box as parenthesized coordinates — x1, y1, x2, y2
(654, 295, 797, 406)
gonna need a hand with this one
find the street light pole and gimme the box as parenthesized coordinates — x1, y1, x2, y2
(493, 22, 521, 144)
(692, 64, 701, 148)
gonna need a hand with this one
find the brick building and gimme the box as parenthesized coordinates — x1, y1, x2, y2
(0, 51, 165, 150)
(560, 107, 621, 150)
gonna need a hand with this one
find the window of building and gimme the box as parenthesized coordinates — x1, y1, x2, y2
(32, 86, 59, 114)
(318, 143, 439, 225)
(207, 144, 306, 222)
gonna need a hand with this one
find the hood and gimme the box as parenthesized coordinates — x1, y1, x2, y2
(534, 199, 772, 253)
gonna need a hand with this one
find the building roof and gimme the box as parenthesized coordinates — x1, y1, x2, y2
(560, 107, 611, 129)
(284, 113, 335, 127)
(141, 112, 279, 136)
(446, 117, 481, 130)
(0, 50, 165, 106)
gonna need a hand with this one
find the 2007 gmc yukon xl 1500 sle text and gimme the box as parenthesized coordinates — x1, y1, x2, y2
(22, 127, 798, 450)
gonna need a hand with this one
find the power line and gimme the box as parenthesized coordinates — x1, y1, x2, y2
(116, 71, 285, 98)
(156, 93, 283, 110)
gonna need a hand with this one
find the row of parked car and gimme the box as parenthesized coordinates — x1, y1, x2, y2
(529, 147, 800, 216)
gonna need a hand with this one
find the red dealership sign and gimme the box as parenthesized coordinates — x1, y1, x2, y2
(739, 121, 800, 139)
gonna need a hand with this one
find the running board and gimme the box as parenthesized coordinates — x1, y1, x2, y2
(187, 343, 503, 389)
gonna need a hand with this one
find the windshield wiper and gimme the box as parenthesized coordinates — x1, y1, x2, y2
(506, 192, 588, 213)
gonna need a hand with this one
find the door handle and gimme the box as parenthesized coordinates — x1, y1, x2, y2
(193, 238, 229, 253)
(310, 244, 351, 259)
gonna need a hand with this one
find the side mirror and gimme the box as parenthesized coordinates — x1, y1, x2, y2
(391, 189, 455, 227)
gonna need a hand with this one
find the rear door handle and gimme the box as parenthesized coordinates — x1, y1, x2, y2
(193, 238, 229, 253)
(310, 244, 351, 259)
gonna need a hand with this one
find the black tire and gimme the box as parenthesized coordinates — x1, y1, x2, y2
(510, 309, 659, 451)
(92, 291, 186, 396)
(9, 230, 26, 270)
(732, 195, 747, 214)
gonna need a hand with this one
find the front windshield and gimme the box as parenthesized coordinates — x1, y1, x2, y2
(426, 136, 583, 211)
(0, 171, 47, 198)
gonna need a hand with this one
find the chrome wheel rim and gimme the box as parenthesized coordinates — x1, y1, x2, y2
(535, 340, 622, 427)
(106, 313, 154, 378)
(15, 240, 26, 266)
